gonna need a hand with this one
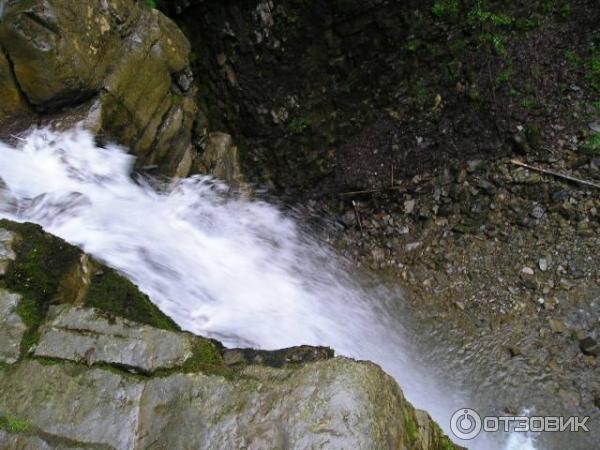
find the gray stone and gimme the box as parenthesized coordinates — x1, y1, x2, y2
(0, 357, 451, 450)
(197, 132, 245, 186)
(34, 305, 194, 372)
(0, 228, 16, 275)
(0, 360, 144, 450)
(0, 289, 27, 364)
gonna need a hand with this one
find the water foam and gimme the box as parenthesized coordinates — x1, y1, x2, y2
(0, 127, 537, 450)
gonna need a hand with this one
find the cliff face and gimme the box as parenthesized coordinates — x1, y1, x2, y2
(0, 0, 197, 176)
(0, 220, 459, 450)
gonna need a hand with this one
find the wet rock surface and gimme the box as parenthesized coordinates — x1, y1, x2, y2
(0, 219, 458, 450)
(0, 289, 26, 364)
(0, 0, 197, 176)
(34, 305, 195, 372)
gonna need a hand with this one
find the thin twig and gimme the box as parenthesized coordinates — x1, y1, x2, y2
(510, 159, 600, 190)
(352, 200, 364, 234)
(339, 186, 406, 196)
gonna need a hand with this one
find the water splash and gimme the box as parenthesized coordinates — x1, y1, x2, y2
(0, 127, 537, 450)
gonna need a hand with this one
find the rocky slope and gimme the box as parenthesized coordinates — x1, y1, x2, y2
(162, 0, 600, 196)
(0, 220, 458, 450)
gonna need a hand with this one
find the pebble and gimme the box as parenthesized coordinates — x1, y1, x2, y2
(548, 318, 567, 334)
(589, 120, 600, 132)
(538, 258, 548, 272)
(521, 267, 534, 275)
(579, 336, 599, 356)
(530, 204, 545, 220)
(405, 242, 422, 251)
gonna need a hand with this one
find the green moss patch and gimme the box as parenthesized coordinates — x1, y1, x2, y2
(0, 415, 30, 434)
(180, 339, 237, 379)
(0, 220, 82, 353)
(84, 267, 179, 332)
(0, 220, 179, 353)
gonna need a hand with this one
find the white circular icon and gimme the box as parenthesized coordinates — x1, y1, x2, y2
(450, 408, 482, 440)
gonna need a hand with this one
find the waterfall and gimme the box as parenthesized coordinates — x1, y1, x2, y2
(0, 127, 537, 450)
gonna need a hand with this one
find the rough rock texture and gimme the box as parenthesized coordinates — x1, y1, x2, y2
(197, 132, 244, 186)
(0, 289, 26, 364)
(0, 220, 458, 450)
(0, 357, 456, 450)
(0, 0, 197, 175)
(166, 0, 600, 196)
(34, 305, 194, 372)
(0, 228, 15, 276)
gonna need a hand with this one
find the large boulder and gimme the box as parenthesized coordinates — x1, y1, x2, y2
(0, 219, 459, 450)
(0, 0, 197, 176)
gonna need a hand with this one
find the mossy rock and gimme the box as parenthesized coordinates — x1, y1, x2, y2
(0, 220, 179, 354)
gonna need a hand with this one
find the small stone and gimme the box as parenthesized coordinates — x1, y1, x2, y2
(0, 228, 16, 276)
(589, 120, 600, 132)
(530, 204, 545, 220)
(467, 159, 483, 173)
(223, 350, 246, 366)
(405, 242, 422, 252)
(216, 53, 227, 66)
(404, 199, 416, 214)
(579, 336, 599, 356)
(521, 267, 534, 276)
(548, 318, 567, 334)
(508, 346, 522, 357)
(538, 258, 548, 272)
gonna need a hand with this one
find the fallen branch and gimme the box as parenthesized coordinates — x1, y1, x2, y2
(510, 159, 600, 190)
(338, 185, 406, 196)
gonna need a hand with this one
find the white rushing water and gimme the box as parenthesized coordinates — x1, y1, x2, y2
(0, 128, 537, 450)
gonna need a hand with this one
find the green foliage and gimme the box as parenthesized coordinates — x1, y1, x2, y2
(581, 132, 600, 154)
(403, 414, 419, 444)
(406, 39, 421, 53)
(0, 416, 30, 433)
(564, 50, 583, 67)
(521, 97, 543, 110)
(288, 117, 309, 134)
(440, 435, 456, 450)
(468, 3, 514, 27)
(145, 0, 158, 8)
(496, 61, 513, 86)
(432, 0, 460, 18)
(413, 78, 430, 107)
(486, 33, 507, 55)
(588, 45, 600, 92)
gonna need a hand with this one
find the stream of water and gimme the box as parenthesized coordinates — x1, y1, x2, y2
(0, 127, 542, 449)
